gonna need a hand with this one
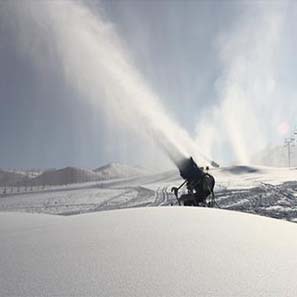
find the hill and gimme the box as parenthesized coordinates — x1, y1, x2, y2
(29, 163, 148, 186)
(32, 167, 99, 185)
(0, 169, 27, 186)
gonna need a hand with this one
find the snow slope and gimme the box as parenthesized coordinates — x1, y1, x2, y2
(1, 207, 297, 296)
(1, 165, 297, 222)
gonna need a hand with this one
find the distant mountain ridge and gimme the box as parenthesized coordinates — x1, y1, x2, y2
(0, 163, 148, 186)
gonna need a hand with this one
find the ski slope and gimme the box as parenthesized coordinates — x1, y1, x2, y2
(1, 207, 297, 296)
(1, 165, 297, 222)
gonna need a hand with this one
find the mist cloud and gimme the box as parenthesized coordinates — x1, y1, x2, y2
(195, 2, 292, 165)
(2, 0, 213, 167)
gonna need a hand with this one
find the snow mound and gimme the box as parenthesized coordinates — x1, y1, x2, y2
(94, 162, 147, 179)
(1, 208, 297, 296)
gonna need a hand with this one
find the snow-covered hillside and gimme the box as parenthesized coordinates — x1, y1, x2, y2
(31, 164, 145, 186)
(1, 207, 297, 296)
(0, 169, 43, 186)
(0, 163, 147, 187)
(94, 162, 148, 179)
(32, 167, 100, 185)
(0, 169, 27, 186)
(1, 164, 297, 222)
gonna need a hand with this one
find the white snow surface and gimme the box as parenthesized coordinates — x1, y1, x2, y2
(1, 207, 297, 296)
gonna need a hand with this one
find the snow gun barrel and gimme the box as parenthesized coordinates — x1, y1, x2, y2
(176, 157, 204, 184)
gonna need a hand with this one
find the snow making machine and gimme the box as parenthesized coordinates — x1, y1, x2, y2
(171, 157, 216, 207)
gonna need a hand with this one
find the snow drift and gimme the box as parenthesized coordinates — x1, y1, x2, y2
(1, 207, 297, 296)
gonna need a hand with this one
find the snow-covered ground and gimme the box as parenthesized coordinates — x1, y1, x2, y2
(214, 166, 297, 221)
(1, 207, 297, 296)
(2, 166, 297, 296)
(1, 165, 297, 222)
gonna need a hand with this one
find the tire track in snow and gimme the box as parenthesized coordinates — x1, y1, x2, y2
(215, 181, 297, 221)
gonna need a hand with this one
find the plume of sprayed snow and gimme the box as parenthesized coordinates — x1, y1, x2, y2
(195, 3, 291, 165)
(1, 0, 211, 167)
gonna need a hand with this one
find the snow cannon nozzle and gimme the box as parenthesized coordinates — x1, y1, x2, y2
(177, 157, 204, 183)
